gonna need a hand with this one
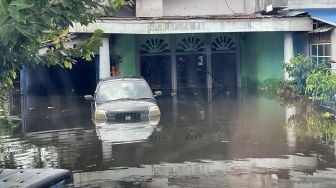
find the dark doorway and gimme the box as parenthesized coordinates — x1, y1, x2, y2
(27, 57, 97, 96)
(71, 58, 97, 96)
(211, 53, 237, 96)
(141, 55, 171, 95)
(176, 54, 207, 98)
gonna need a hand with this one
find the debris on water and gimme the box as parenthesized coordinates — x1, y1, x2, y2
(85, 164, 97, 168)
(271, 174, 279, 180)
(144, 178, 154, 182)
(47, 107, 56, 109)
(200, 111, 205, 120)
(221, 140, 230, 143)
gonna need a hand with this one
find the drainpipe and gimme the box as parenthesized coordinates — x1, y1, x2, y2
(99, 37, 111, 79)
(284, 32, 294, 80)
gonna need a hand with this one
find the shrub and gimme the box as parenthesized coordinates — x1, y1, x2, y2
(306, 70, 336, 101)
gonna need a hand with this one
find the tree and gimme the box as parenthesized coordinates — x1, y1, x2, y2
(0, 0, 127, 86)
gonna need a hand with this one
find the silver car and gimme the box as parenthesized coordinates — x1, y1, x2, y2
(85, 77, 161, 126)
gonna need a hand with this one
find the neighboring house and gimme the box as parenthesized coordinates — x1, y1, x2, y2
(22, 0, 336, 99)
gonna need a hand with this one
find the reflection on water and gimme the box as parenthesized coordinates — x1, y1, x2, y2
(0, 94, 336, 187)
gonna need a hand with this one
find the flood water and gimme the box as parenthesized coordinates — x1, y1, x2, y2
(1, 93, 336, 187)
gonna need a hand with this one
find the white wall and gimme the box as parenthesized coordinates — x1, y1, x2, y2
(163, 0, 256, 16)
(136, 0, 162, 17)
(288, 0, 336, 8)
(331, 29, 336, 73)
(136, 0, 288, 17)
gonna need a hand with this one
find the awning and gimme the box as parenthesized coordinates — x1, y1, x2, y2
(308, 25, 334, 33)
(303, 9, 336, 26)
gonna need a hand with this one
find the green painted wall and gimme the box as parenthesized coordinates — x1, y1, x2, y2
(113, 34, 136, 76)
(241, 32, 284, 88)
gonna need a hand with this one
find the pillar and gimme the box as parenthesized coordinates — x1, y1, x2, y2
(171, 35, 177, 96)
(286, 107, 296, 150)
(99, 37, 111, 79)
(206, 34, 212, 102)
(284, 33, 294, 80)
(331, 29, 336, 74)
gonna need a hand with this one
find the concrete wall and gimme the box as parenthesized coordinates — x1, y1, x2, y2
(162, 0, 256, 16)
(241, 32, 284, 88)
(136, 0, 162, 17)
(113, 35, 136, 76)
(136, 0, 287, 17)
(288, 0, 336, 8)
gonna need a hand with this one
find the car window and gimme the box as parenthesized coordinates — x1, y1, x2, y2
(96, 80, 153, 102)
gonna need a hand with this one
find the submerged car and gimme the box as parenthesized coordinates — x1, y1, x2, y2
(85, 77, 161, 126)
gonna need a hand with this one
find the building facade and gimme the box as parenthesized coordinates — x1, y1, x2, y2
(23, 0, 336, 99)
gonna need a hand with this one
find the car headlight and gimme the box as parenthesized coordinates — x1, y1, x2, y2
(149, 115, 160, 126)
(95, 109, 107, 120)
(149, 105, 160, 117)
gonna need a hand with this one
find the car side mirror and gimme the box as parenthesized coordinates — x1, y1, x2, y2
(154, 91, 162, 97)
(84, 95, 94, 101)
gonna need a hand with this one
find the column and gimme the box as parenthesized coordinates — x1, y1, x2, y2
(99, 37, 111, 79)
(171, 35, 177, 96)
(284, 33, 294, 80)
(286, 107, 296, 150)
(206, 34, 212, 102)
(331, 29, 336, 74)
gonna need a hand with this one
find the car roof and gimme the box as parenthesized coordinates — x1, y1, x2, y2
(99, 76, 145, 83)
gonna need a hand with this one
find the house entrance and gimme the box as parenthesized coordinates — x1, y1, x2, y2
(138, 34, 239, 99)
(176, 54, 207, 97)
(212, 53, 237, 96)
(139, 36, 172, 96)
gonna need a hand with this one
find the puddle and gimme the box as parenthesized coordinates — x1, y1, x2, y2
(0, 94, 336, 187)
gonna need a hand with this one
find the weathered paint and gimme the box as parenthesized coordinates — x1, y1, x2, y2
(114, 35, 136, 76)
(241, 32, 285, 87)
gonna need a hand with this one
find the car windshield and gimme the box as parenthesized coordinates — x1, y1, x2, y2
(96, 80, 154, 102)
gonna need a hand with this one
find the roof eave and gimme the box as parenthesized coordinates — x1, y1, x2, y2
(70, 17, 313, 34)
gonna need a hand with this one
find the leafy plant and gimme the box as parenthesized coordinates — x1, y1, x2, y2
(306, 70, 336, 101)
(0, 0, 130, 86)
(286, 104, 336, 142)
(283, 55, 329, 95)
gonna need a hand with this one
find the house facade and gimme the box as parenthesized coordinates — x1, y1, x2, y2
(22, 0, 336, 100)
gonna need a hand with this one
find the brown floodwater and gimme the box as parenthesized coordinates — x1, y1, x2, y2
(1, 93, 336, 187)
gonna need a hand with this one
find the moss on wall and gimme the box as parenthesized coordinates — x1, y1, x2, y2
(113, 34, 136, 76)
(241, 32, 285, 89)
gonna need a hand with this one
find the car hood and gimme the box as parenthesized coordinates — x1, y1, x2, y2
(96, 100, 156, 112)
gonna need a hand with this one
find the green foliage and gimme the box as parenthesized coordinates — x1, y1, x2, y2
(0, 0, 127, 86)
(287, 109, 336, 142)
(283, 55, 329, 95)
(306, 70, 336, 101)
(283, 55, 336, 101)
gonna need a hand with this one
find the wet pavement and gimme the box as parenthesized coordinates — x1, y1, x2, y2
(1, 93, 336, 187)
